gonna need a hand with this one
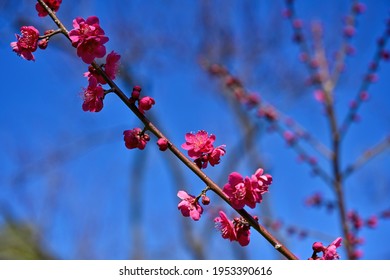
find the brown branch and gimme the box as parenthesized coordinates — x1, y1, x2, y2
(311, 15, 353, 259)
(286, 0, 357, 258)
(311, 12, 358, 260)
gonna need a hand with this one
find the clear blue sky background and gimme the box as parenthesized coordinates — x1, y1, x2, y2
(1, 0, 390, 260)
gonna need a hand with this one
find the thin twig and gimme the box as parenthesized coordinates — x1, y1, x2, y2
(330, 0, 359, 87)
(339, 25, 389, 138)
(344, 136, 390, 178)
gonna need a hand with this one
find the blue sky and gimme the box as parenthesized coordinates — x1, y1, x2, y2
(1, 0, 390, 260)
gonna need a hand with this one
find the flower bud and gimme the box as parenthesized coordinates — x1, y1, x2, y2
(138, 96, 155, 113)
(38, 38, 49, 49)
(201, 194, 210, 205)
(157, 138, 169, 151)
(312, 242, 324, 253)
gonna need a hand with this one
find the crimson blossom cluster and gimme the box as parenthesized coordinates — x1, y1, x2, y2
(10, 0, 157, 151)
(177, 132, 273, 247)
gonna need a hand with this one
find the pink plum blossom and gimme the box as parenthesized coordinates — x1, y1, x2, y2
(84, 65, 106, 84)
(214, 211, 253, 246)
(182, 130, 215, 159)
(177, 190, 203, 221)
(223, 168, 272, 210)
(214, 211, 237, 242)
(208, 145, 226, 166)
(69, 16, 109, 64)
(234, 219, 251, 246)
(84, 51, 121, 84)
(182, 130, 226, 169)
(252, 168, 272, 194)
(10, 26, 40, 61)
(104, 51, 121, 80)
(223, 172, 248, 209)
(82, 77, 104, 112)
